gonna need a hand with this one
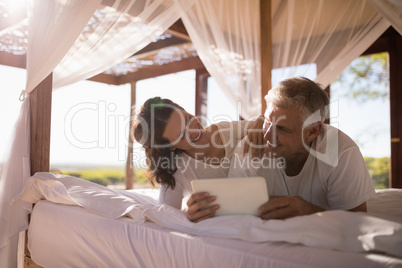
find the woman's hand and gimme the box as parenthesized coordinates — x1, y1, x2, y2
(186, 192, 219, 222)
(243, 115, 265, 158)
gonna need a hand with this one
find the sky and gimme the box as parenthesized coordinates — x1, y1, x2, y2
(0, 64, 390, 169)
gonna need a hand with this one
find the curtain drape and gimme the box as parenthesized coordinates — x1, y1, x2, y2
(53, 0, 190, 89)
(368, 0, 402, 36)
(178, 0, 261, 118)
(271, 0, 390, 91)
(0, 1, 100, 267)
(178, 0, 392, 118)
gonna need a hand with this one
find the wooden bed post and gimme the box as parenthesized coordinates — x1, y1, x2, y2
(362, 27, 402, 188)
(25, 72, 53, 267)
(324, 85, 330, 124)
(29, 73, 53, 176)
(125, 82, 136, 190)
(389, 29, 402, 188)
(195, 68, 209, 124)
(260, 0, 272, 114)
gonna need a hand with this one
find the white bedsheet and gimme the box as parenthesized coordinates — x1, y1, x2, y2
(21, 172, 402, 266)
(29, 200, 402, 268)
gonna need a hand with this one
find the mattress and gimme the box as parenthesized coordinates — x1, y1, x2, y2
(28, 200, 402, 268)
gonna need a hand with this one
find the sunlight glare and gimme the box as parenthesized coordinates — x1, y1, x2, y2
(0, 0, 27, 14)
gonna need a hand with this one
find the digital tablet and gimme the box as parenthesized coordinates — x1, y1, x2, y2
(191, 177, 269, 216)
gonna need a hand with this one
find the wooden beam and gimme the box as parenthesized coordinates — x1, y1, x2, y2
(87, 73, 119, 85)
(324, 85, 330, 125)
(260, 0, 272, 114)
(388, 30, 402, 188)
(0, 51, 26, 69)
(26, 73, 52, 267)
(166, 19, 191, 41)
(125, 82, 136, 190)
(195, 68, 209, 124)
(359, 27, 402, 188)
(133, 38, 190, 58)
(117, 56, 205, 83)
(30, 72, 52, 175)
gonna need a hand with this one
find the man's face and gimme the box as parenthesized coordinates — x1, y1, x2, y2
(263, 104, 308, 162)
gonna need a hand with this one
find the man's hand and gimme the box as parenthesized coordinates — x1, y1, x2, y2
(186, 192, 219, 222)
(243, 115, 265, 158)
(258, 196, 324, 220)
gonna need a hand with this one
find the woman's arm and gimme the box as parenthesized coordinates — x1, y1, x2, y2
(240, 115, 265, 157)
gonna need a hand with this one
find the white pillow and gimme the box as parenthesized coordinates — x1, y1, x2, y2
(19, 172, 154, 221)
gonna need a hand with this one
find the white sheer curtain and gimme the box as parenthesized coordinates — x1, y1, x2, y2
(53, 0, 189, 89)
(0, 1, 100, 267)
(368, 0, 402, 36)
(178, 0, 261, 118)
(178, 0, 392, 118)
(271, 0, 390, 88)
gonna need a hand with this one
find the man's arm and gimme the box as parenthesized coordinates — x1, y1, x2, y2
(348, 202, 367, 212)
(258, 197, 368, 220)
(257, 196, 325, 220)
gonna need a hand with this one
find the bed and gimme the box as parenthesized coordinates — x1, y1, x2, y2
(1, 1, 401, 267)
(20, 172, 402, 267)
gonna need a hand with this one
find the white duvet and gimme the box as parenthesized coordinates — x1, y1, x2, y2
(19, 172, 402, 258)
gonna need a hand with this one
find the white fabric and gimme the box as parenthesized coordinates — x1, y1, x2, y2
(26, 0, 101, 93)
(178, 0, 261, 118)
(0, 1, 100, 266)
(229, 125, 376, 211)
(177, 0, 393, 118)
(367, 188, 402, 215)
(369, 0, 402, 36)
(159, 120, 249, 209)
(272, 0, 390, 88)
(19, 172, 155, 221)
(28, 200, 401, 268)
(143, 205, 402, 258)
(0, 100, 31, 268)
(20, 173, 402, 261)
(53, 0, 191, 89)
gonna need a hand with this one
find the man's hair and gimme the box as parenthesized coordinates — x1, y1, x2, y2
(265, 77, 329, 122)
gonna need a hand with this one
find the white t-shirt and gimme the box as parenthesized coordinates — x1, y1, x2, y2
(159, 120, 249, 209)
(228, 124, 375, 211)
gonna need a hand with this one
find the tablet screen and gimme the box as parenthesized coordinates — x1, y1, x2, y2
(191, 177, 269, 216)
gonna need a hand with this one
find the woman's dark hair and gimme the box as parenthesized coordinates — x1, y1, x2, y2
(131, 97, 184, 189)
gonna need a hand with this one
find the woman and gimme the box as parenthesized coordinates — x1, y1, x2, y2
(132, 97, 263, 221)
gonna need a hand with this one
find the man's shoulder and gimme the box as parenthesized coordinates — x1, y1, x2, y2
(311, 124, 361, 167)
(319, 124, 359, 150)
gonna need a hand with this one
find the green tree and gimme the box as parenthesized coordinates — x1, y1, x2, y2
(364, 157, 389, 189)
(332, 52, 390, 189)
(332, 52, 389, 102)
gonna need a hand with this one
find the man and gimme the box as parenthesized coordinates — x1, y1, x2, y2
(186, 77, 375, 222)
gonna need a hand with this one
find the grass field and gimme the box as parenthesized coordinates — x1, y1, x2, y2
(47, 156, 389, 190)
(50, 165, 152, 189)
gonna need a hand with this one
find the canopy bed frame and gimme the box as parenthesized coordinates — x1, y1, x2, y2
(0, 0, 401, 267)
(25, 25, 402, 268)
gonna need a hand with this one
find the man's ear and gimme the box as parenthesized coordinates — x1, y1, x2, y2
(305, 122, 323, 143)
